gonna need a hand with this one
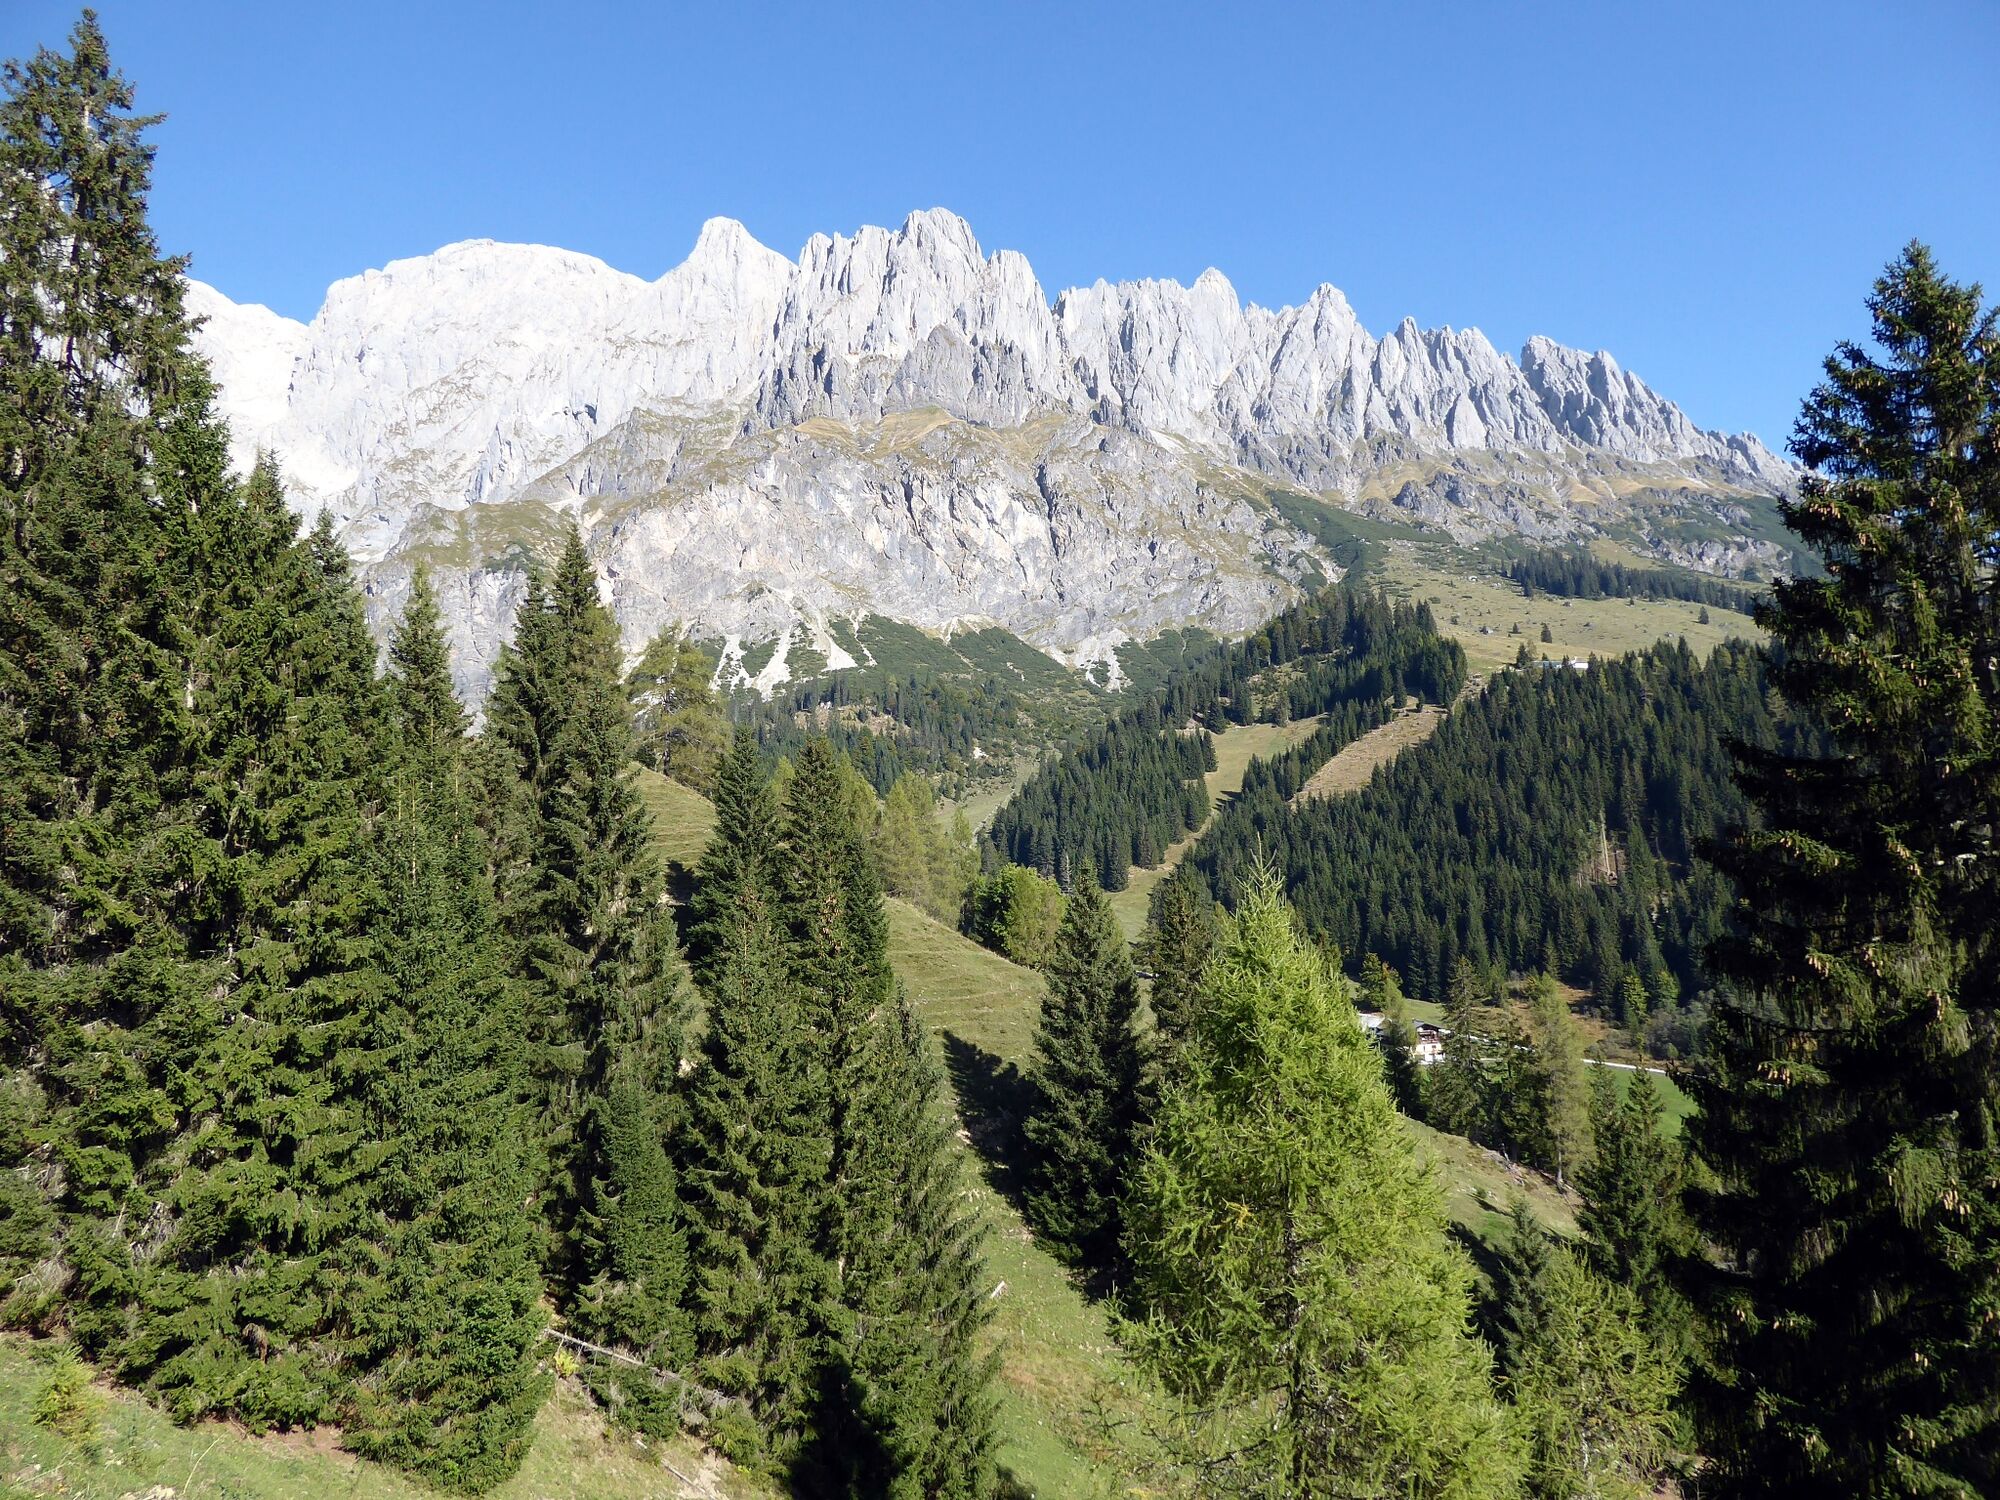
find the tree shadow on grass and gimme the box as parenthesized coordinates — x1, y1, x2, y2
(942, 1030, 1035, 1214)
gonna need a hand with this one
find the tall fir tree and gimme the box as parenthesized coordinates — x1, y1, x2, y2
(774, 736, 998, 1495)
(1125, 871, 1522, 1498)
(486, 525, 689, 1268)
(683, 875, 828, 1459)
(1688, 245, 2000, 1497)
(686, 730, 784, 989)
(340, 573, 547, 1487)
(778, 737, 892, 1263)
(0, 12, 411, 1431)
(1485, 1203, 1681, 1500)
(1, 10, 217, 1328)
(803, 990, 998, 1499)
(1138, 860, 1217, 1056)
(1428, 956, 1490, 1141)
(1021, 874, 1145, 1282)
(1578, 1068, 1688, 1347)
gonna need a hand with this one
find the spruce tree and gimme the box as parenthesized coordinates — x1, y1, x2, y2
(806, 991, 998, 1498)
(1429, 956, 1490, 1140)
(1139, 860, 1216, 1057)
(1487, 1204, 1680, 1500)
(683, 879, 827, 1457)
(1689, 245, 2000, 1496)
(570, 973, 694, 1437)
(770, 736, 999, 1493)
(1021, 874, 1145, 1281)
(0, 15, 421, 1433)
(686, 730, 783, 989)
(1125, 870, 1521, 1498)
(341, 574, 547, 1487)
(779, 738, 892, 1244)
(486, 525, 687, 1262)
(1578, 1068, 1688, 1345)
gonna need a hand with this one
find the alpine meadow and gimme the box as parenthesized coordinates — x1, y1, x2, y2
(4, 8, 1999, 1499)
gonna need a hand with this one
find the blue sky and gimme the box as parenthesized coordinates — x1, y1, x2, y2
(6, 1, 1996, 447)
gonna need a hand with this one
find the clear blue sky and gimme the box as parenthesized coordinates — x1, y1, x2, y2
(6, 1, 1996, 448)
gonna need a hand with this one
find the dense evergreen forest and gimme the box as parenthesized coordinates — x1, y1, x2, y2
(1194, 640, 1788, 1017)
(986, 591, 1465, 888)
(731, 667, 1034, 798)
(1501, 544, 1766, 613)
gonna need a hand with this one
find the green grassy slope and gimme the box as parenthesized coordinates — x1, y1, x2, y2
(0, 1335, 770, 1500)
(640, 771, 1170, 1496)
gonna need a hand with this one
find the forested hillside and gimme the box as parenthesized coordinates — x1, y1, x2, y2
(986, 590, 1466, 888)
(1195, 640, 1790, 1016)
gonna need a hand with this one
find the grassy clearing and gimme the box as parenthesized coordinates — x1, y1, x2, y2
(636, 766, 719, 879)
(1604, 1063, 1696, 1133)
(942, 753, 1038, 835)
(1292, 699, 1451, 803)
(0, 1335, 766, 1500)
(887, 897, 1046, 1062)
(1413, 1121, 1580, 1245)
(884, 896, 1176, 1496)
(1372, 541, 1759, 674)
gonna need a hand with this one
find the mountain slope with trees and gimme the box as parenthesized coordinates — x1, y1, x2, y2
(1194, 638, 1794, 1017)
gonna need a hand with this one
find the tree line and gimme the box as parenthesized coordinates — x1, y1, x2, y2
(1502, 544, 1766, 613)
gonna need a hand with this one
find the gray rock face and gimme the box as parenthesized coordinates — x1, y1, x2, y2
(184, 208, 1790, 701)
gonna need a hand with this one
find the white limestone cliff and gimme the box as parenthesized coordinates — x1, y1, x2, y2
(186, 208, 1791, 699)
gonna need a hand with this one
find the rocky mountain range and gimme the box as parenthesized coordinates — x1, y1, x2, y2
(185, 208, 1793, 698)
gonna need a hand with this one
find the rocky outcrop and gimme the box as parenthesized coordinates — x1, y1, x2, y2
(185, 208, 1790, 700)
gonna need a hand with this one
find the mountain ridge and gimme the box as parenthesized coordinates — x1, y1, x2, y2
(185, 207, 1793, 699)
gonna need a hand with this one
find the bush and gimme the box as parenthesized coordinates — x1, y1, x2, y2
(32, 1344, 100, 1451)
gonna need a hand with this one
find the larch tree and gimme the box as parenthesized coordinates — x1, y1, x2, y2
(626, 627, 726, 793)
(1525, 974, 1592, 1188)
(1125, 871, 1523, 1499)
